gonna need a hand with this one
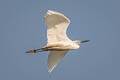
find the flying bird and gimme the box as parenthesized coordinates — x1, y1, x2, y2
(26, 10, 89, 72)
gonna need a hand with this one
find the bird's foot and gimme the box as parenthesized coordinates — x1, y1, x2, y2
(25, 48, 43, 53)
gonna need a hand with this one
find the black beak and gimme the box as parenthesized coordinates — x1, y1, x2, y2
(80, 40, 90, 43)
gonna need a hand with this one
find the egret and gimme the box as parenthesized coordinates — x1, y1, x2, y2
(26, 10, 89, 72)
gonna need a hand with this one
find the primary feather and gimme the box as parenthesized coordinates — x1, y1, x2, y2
(44, 10, 72, 72)
(44, 10, 71, 44)
(48, 50, 68, 72)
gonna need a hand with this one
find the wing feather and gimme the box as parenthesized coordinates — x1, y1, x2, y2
(48, 50, 68, 72)
(44, 10, 71, 44)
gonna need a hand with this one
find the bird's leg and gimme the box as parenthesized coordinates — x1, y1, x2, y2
(25, 48, 43, 53)
(25, 45, 52, 53)
(36, 48, 49, 52)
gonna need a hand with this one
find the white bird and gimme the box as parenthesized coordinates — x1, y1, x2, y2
(26, 10, 89, 72)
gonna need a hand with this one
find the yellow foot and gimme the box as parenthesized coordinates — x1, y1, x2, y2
(25, 50, 36, 53)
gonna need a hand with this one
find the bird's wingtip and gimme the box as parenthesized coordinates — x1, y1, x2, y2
(47, 10, 54, 12)
(48, 67, 54, 73)
(48, 65, 57, 73)
(45, 10, 54, 16)
(48, 70, 52, 73)
(47, 10, 51, 12)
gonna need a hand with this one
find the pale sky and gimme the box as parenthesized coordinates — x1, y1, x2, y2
(0, 0, 120, 80)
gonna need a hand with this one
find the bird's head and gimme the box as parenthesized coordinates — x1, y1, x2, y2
(74, 40, 90, 45)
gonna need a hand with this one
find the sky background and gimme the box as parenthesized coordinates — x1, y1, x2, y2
(0, 0, 120, 80)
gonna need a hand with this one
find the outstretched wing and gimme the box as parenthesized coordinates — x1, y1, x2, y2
(48, 50, 68, 72)
(44, 10, 71, 44)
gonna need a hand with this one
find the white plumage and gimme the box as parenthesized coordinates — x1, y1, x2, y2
(44, 10, 79, 72)
(44, 10, 71, 43)
(26, 10, 89, 72)
(48, 50, 68, 72)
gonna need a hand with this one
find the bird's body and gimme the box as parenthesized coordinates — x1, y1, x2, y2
(26, 10, 89, 72)
(43, 41, 80, 50)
